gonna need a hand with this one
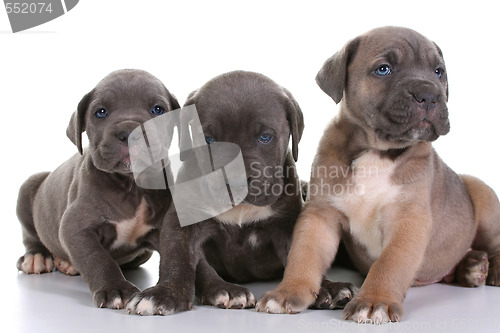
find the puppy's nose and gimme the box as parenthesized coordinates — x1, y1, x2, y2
(412, 92, 437, 110)
(117, 130, 131, 143)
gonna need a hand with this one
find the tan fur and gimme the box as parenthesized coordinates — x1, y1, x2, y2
(461, 175, 500, 285)
(257, 26, 500, 323)
(215, 204, 274, 227)
(260, 204, 343, 313)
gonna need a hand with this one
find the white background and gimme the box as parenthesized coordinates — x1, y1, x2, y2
(1, 0, 499, 331)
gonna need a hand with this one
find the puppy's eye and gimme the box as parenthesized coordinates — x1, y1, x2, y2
(95, 108, 108, 119)
(151, 105, 165, 116)
(258, 134, 273, 144)
(375, 64, 392, 76)
(205, 136, 215, 144)
(435, 67, 444, 78)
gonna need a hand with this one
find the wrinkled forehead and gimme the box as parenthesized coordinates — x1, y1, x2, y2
(356, 29, 444, 67)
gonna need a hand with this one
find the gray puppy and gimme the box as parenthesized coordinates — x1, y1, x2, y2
(16, 69, 178, 309)
(126, 70, 356, 315)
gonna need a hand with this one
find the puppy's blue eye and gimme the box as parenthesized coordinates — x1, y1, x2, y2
(375, 64, 392, 76)
(151, 105, 165, 116)
(435, 68, 444, 78)
(95, 108, 108, 118)
(205, 136, 215, 144)
(258, 134, 272, 144)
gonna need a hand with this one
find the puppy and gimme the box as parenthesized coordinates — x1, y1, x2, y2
(16, 69, 179, 309)
(126, 70, 356, 315)
(257, 27, 500, 323)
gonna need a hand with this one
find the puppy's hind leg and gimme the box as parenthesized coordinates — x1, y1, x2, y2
(461, 175, 500, 286)
(53, 257, 79, 276)
(16, 172, 54, 274)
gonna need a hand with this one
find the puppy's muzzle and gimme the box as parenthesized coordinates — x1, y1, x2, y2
(412, 91, 437, 111)
(380, 79, 449, 142)
(113, 121, 144, 145)
(116, 129, 133, 145)
(409, 82, 449, 136)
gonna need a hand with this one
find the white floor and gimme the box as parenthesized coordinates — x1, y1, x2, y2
(5, 252, 500, 333)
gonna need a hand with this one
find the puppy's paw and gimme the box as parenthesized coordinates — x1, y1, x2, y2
(54, 257, 79, 276)
(17, 253, 54, 274)
(456, 250, 488, 287)
(312, 280, 357, 310)
(256, 282, 318, 314)
(343, 295, 403, 324)
(126, 285, 194, 316)
(93, 281, 139, 309)
(199, 281, 255, 309)
(486, 254, 500, 286)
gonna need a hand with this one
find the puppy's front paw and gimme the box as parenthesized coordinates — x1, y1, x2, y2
(456, 250, 488, 287)
(199, 281, 255, 309)
(93, 281, 139, 309)
(312, 280, 357, 310)
(17, 253, 54, 274)
(343, 295, 403, 324)
(256, 282, 318, 314)
(126, 285, 194, 316)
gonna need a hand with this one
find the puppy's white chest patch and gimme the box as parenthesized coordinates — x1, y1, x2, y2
(215, 204, 274, 227)
(330, 151, 401, 260)
(248, 232, 260, 248)
(111, 198, 152, 249)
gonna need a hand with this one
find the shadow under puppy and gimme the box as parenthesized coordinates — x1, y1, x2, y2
(126, 70, 356, 315)
(257, 27, 500, 323)
(16, 69, 179, 309)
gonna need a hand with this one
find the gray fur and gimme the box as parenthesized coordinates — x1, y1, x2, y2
(16, 69, 178, 309)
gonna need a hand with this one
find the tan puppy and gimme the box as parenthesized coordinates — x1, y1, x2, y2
(256, 26, 500, 323)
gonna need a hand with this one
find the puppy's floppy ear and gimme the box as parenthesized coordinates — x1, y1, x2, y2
(433, 42, 449, 101)
(433, 42, 444, 58)
(185, 89, 198, 102)
(283, 88, 304, 162)
(66, 89, 94, 155)
(316, 37, 361, 104)
(168, 92, 181, 111)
